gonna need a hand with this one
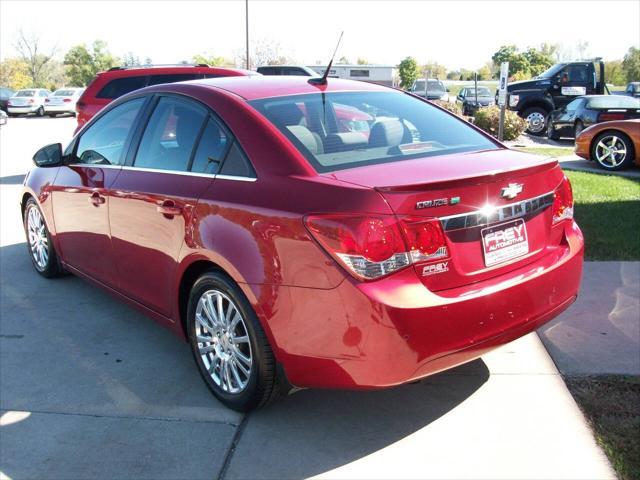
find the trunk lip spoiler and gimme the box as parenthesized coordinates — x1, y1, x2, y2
(438, 191, 555, 231)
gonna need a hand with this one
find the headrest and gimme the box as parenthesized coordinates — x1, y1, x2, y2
(368, 119, 405, 148)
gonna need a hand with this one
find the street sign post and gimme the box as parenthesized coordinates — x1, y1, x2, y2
(498, 62, 509, 141)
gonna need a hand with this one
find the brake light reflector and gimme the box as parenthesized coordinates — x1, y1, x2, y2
(45, 98, 50, 103)
(305, 214, 448, 280)
(63, 98, 71, 103)
(552, 176, 574, 224)
(598, 112, 625, 122)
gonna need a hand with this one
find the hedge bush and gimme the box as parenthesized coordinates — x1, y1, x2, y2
(473, 106, 527, 141)
(432, 100, 463, 117)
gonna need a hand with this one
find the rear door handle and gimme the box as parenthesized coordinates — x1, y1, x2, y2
(89, 192, 105, 206)
(157, 200, 182, 217)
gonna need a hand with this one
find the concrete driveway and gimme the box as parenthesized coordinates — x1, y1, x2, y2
(0, 117, 614, 479)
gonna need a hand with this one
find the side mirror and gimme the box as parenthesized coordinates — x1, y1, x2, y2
(33, 143, 63, 167)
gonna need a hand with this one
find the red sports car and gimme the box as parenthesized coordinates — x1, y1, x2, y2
(23, 76, 584, 411)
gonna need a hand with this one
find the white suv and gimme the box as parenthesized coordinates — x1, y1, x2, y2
(7, 89, 51, 117)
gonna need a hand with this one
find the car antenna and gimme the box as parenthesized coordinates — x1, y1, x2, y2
(309, 32, 344, 86)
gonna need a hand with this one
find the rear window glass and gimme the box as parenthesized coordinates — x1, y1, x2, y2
(97, 76, 147, 99)
(53, 89, 76, 97)
(587, 96, 640, 109)
(147, 74, 199, 86)
(15, 90, 35, 97)
(250, 91, 497, 173)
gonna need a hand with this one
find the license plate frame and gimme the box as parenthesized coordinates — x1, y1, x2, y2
(481, 218, 529, 267)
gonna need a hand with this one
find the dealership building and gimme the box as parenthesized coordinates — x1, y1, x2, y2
(307, 64, 398, 87)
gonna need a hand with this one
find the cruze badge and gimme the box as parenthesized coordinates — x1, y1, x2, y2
(500, 183, 524, 200)
(416, 196, 460, 210)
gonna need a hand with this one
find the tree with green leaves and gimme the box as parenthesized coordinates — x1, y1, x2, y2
(420, 61, 447, 80)
(64, 40, 118, 86)
(605, 60, 626, 86)
(523, 47, 554, 76)
(622, 46, 640, 82)
(356, 57, 369, 65)
(492, 45, 530, 78)
(0, 58, 31, 89)
(398, 56, 419, 89)
(192, 54, 234, 67)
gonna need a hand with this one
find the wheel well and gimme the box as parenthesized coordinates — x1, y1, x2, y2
(519, 102, 552, 116)
(20, 192, 34, 218)
(177, 260, 226, 339)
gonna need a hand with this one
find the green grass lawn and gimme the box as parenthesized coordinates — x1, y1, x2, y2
(565, 171, 640, 260)
(516, 146, 574, 158)
(565, 375, 640, 480)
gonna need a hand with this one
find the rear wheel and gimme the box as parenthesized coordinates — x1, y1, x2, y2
(36, 106, 44, 117)
(23, 198, 63, 278)
(522, 107, 548, 136)
(187, 271, 280, 411)
(591, 131, 635, 171)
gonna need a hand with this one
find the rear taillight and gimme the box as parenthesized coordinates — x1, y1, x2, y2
(305, 214, 448, 280)
(44, 98, 50, 103)
(76, 101, 85, 111)
(598, 112, 625, 122)
(552, 176, 574, 224)
(63, 98, 71, 103)
(28, 99, 34, 104)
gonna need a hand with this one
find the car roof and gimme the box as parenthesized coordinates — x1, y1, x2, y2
(187, 75, 391, 101)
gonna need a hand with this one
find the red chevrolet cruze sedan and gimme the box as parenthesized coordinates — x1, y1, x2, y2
(23, 76, 583, 411)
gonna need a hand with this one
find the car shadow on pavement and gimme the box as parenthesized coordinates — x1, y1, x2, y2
(1, 241, 489, 479)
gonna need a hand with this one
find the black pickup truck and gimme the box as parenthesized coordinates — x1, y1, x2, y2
(503, 60, 606, 136)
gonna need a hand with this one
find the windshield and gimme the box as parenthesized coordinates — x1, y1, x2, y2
(250, 91, 497, 173)
(53, 89, 77, 97)
(466, 87, 492, 96)
(535, 63, 566, 79)
(413, 80, 445, 92)
(15, 90, 35, 97)
(587, 96, 640, 109)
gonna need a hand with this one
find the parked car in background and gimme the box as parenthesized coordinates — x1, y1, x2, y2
(618, 82, 640, 98)
(0, 87, 15, 112)
(575, 119, 639, 170)
(23, 76, 583, 411)
(0, 109, 7, 126)
(75, 64, 254, 130)
(409, 78, 449, 101)
(44, 88, 84, 117)
(456, 86, 495, 115)
(256, 65, 318, 76)
(7, 89, 51, 117)
(505, 60, 606, 135)
(548, 95, 640, 140)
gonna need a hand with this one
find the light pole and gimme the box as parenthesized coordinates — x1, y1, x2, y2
(245, 0, 250, 70)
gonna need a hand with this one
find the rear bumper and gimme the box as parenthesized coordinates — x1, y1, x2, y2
(8, 105, 39, 114)
(256, 220, 584, 389)
(44, 105, 74, 113)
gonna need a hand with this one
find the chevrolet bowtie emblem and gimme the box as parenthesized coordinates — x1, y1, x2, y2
(500, 183, 524, 199)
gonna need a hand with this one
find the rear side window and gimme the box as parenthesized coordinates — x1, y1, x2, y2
(219, 142, 255, 178)
(134, 97, 207, 172)
(96, 76, 147, 99)
(75, 98, 145, 165)
(147, 74, 199, 86)
(250, 91, 497, 173)
(190, 118, 229, 174)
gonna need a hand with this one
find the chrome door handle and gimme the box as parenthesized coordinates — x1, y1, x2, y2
(89, 192, 105, 206)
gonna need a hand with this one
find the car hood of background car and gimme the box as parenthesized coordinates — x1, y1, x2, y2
(506, 79, 551, 92)
(320, 148, 557, 189)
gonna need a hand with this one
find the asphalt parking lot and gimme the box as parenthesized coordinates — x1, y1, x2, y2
(0, 117, 615, 479)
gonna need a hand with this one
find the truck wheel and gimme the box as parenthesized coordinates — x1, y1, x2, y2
(523, 107, 548, 136)
(591, 131, 634, 171)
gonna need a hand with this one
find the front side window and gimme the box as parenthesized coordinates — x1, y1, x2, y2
(250, 91, 497, 173)
(75, 97, 145, 165)
(97, 76, 147, 99)
(134, 97, 207, 172)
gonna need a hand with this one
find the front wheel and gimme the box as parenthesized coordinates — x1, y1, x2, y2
(522, 107, 548, 136)
(187, 271, 280, 411)
(591, 131, 635, 171)
(23, 198, 64, 277)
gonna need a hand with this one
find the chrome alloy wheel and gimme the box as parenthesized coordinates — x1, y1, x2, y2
(195, 290, 252, 394)
(595, 135, 627, 168)
(526, 111, 546, 134)
(27, 206, 48, 270)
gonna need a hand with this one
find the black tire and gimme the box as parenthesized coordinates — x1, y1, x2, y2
(591, 130, 635, 171)
(187, 271, 280, 411)
(36, 106, 44, 117)
(23, 198, 64, 278)
(547, 122, 559, 140)
(522, 107, 549, 136)
(574, 121, 584, 139)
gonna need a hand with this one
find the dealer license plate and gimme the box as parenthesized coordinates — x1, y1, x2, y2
(481, 219, 529, 267)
